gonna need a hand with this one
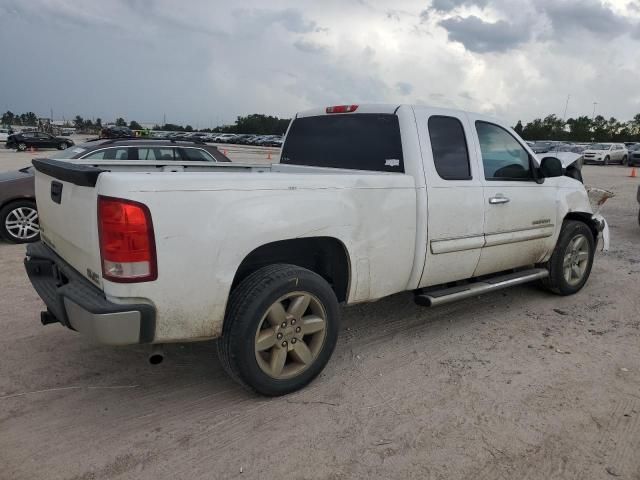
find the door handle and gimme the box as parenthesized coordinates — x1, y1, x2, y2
(489, 195, 510, 205)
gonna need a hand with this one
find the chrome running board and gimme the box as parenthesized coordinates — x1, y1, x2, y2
(414, 268, 549, 307)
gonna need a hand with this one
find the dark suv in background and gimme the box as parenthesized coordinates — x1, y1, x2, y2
(627, 144, 640, 167)
(99, 126, 134, 138)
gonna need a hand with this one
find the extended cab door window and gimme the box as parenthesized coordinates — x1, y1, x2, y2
(476, 121, 533, 181)
(281, 114, 404, 172)
(428, 116, 472, 180)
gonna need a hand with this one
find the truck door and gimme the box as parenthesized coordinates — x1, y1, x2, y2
(469, 117, 558, 276)
(416, 108, 485, 287)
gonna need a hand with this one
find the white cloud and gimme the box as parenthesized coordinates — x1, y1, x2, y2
(0, 0, 639, 127)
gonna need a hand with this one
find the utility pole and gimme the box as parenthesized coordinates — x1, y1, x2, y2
(592, 102, 598, 121)
(562, 95, 570, 121)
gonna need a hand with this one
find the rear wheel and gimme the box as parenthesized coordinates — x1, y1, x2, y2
(542, 220, 594, 295)
(17, 142, 27, 151)
(58, 142, 67, 150)
(603, 156, 610, 165)
(622, 155, 628, 165)
(0, 200, 40, 243)
(218, 264, 340, 396)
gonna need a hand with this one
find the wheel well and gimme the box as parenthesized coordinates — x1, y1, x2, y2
(232, 237, 351, 302)
(564, 212, 598, 240)
(0, 197, 35, 211)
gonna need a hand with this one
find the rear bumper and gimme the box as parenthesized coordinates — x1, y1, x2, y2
(24, 242, 156, 345)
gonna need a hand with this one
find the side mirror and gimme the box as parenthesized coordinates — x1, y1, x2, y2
(539, 156, 563, 178)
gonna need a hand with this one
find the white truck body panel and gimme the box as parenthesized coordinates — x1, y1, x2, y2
(36, 168, 417, 341)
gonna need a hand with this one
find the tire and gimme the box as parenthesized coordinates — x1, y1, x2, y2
(603, 156, 609, 165)
(622, 155, 628, 166)
(58, 142, 67, 150)
(0, 200, 40, 244)
(541, 220, 595, 296)
(218, 264, 340, 396)
(17, 142, 27, 151)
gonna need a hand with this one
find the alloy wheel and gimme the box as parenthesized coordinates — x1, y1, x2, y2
(5, 207, 39, 241)
(563, 234, 589, 286)
(254, 291, 327, 379)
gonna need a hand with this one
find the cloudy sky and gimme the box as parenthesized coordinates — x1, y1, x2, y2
(1, 0, 639, 127)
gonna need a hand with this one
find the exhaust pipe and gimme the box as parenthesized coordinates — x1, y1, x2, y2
(148, 345, 165, 365)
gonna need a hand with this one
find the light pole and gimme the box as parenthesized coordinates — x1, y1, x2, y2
(562, 94, 570, 121)
(592, 102, 598, 121)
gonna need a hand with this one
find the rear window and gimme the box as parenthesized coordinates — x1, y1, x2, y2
(280, 114, 404, 172)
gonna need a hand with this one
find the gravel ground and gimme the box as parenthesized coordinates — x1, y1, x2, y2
(0, 148, 639, 479)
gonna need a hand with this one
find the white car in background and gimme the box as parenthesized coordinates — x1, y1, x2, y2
(582, 143, 628, 165)
(0, 128, 12, 142)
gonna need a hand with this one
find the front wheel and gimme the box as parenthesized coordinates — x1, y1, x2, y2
(218, 264, 340, 396)
(17, 142, 27, 151)
(603, 156, 610, 165)
(622, 155, 628, 165)
(541, 220, 595, 295)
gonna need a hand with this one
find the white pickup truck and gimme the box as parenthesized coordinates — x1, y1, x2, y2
(25, 104, 609, 396)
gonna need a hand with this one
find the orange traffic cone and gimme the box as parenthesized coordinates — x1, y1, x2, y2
(223, 149, 228, 155)
(630, 167, 637, 178)
(29, 146, 36, 153)
(267, 152, 272, 160)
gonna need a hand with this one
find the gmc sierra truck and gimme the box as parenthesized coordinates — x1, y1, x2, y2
(24, 104, 609, 396)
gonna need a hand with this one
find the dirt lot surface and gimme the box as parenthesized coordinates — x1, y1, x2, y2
(1, 147, 639, 479)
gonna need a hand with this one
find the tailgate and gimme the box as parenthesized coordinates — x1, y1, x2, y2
(32, 159, 104, 287)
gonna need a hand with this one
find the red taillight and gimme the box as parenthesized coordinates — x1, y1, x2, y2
(326, 104, 358, 114)
(98, 196, 157, 283)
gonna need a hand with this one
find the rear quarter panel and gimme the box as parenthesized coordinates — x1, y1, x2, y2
(96, 171, 418, 342)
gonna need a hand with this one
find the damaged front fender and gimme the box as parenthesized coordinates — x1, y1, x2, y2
(591, 213, 610, 252)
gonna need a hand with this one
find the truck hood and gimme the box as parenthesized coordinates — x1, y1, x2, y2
(535, 151, 583, 168)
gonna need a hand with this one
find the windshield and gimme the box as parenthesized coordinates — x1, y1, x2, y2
(281, 113, 404, 172)
(629, 144, 640, 151)
(589, 144, 610, 150)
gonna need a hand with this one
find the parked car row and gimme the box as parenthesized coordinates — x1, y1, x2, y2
(148, 131, 284, 147)
(0, 138, 230, 244)
(527, 140, 639, 166)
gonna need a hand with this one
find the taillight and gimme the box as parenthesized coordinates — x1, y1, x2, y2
(98, 196, 157, 283)
(326, 104, 358, 114)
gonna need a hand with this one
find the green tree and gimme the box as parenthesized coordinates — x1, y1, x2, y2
(73, 115, 84, 131)
(184, 125, 193, 132)
(83, 119, 94, 132)
(19, 112, 38, 126)
(1, 111, 16, 126)
(566, 116, 593, 142)
(95, 118, 102, 129)
(522, 118, 546, 140)
(513, 120, 523, 135)
(591, 115, 608, 142)
(129, 120, 142, 130)
(115, 117, 127, 127)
